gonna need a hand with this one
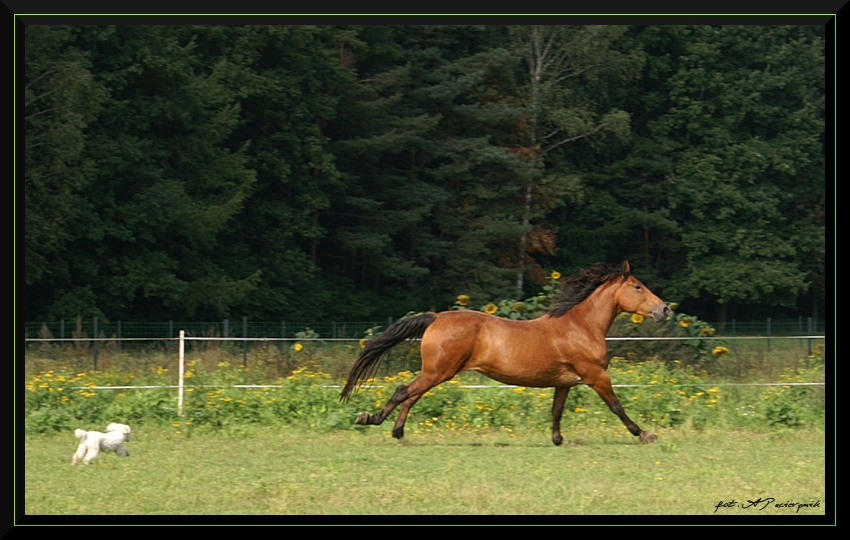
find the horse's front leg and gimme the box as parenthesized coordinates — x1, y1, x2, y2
(550, 386, 571, 446)
(585, 370, 657, 443)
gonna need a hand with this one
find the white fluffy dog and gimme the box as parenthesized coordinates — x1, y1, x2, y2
(71, 423, 132, 465)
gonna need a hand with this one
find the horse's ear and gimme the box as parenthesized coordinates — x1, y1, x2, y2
(621, 260, 630, 277)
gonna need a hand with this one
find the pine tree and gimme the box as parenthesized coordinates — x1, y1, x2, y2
(24, 26, 106, 317)
(30, 25, 258, 319)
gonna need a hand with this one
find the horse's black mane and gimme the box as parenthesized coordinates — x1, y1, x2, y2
(547, 263, 626, 318)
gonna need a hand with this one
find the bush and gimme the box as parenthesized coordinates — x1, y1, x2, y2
(759, 353, 826, 428)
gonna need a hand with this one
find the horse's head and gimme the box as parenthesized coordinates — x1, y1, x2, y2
(614, 261, 670, 322)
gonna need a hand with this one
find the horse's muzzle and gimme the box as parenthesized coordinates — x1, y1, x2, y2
(651, 305, 670, 322)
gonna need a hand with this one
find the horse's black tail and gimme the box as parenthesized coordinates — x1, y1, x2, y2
(339, 312, 437, 402)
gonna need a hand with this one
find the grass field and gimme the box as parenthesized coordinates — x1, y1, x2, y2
(20, 334, 829, 524)
(21, 423, 830, 523)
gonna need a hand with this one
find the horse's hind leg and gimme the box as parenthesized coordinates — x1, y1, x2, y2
(393, 368, 458, 439)
(353, 381, 429, 439)
(391, 393, 424, 439)
(355, 333, 467, 438)
(357, 371, 453, 439)
(354, 384, 410, 426)
(551, 386, 572, 446)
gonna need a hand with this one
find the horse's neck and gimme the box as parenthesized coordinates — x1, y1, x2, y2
(561, 281, 620, 336)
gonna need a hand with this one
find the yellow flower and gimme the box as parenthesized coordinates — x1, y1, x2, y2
(456, 295, 470, 306)
(359, 338, 367, 349)
(712, 346, 729, 356)
(484, 303, 498, 315)
(512, 302, 524, 311)
(294, 343, 304, 352)
(679, 318, 691, 328)
(631, 313, 645, 324)
(551, 271, 561, 280)
(574, 407, 586, 413)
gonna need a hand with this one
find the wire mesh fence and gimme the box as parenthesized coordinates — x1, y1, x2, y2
(23, 318, 393, 341)
(23, 316, 825, 341)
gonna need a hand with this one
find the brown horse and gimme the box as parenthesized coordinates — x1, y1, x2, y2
(340, 261, 670, 445)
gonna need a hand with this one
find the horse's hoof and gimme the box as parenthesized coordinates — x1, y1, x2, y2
(392, 427, 405, 439)
(354, 413, 371, 425)
(552, 434, 563, 446)
(639, 431, 658, 443)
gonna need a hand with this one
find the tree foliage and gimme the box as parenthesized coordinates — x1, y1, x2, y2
(22, 24, 827, 324)
(649, 25, 825, 319)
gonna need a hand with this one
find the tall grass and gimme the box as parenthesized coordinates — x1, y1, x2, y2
(23, 343, 826, 436)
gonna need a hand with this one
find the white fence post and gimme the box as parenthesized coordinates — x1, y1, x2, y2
(178, 330, 185, 416)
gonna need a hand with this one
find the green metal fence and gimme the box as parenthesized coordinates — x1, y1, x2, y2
(23, 316, 825, 342)
(23, 316, 825, 374)
(23, 318, 393, 341)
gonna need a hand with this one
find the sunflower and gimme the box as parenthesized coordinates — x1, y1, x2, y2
(631, 313, 645, 324)
(551, 271, 561, 280)
(294, 343, 304, 352)
(484, 303, 498, 315)
(456, 295, 470, 306)
(712, 346, 729, 356)
(679, 318, 691, 328)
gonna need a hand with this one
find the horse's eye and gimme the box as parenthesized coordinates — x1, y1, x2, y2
(634, 285, 642, 291)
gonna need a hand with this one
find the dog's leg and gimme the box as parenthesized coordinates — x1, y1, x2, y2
(72, 441, 87, 466)
(72, 430, 91, 466)
(83, 443, 99, 465)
